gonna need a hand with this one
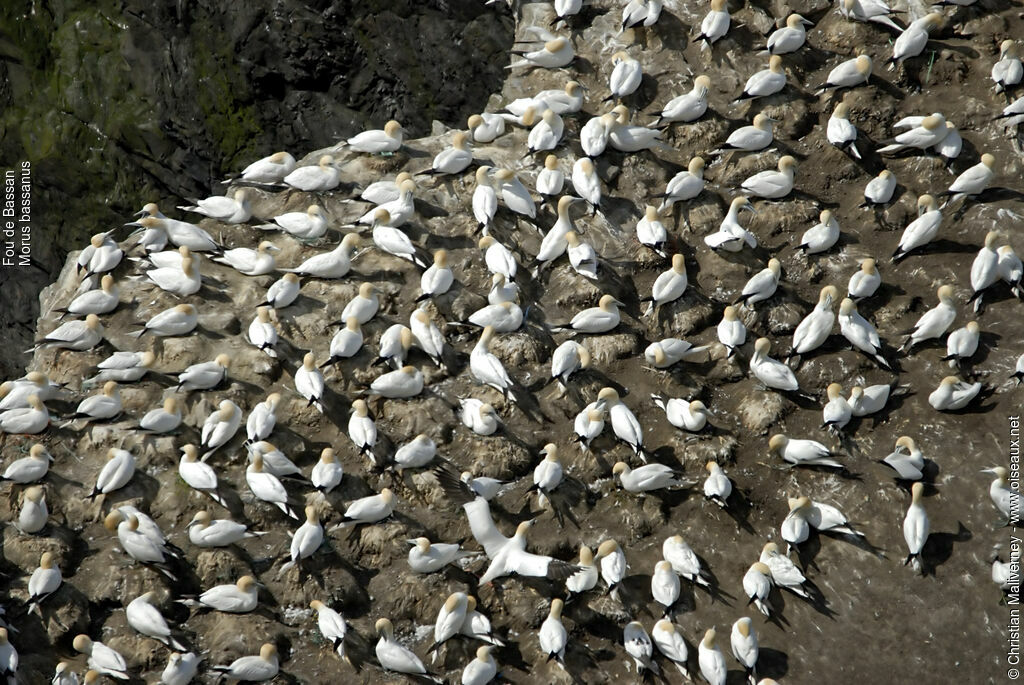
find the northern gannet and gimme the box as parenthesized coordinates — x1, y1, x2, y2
(624, 621, 660, 675)
(572, 157, 601, 209)
(652, 559, 681, 615)
(663, 535, 711, 587)
(992, 40, 1023, 92)
(435, 469, 577, 584)
(1, 443, 52, 484)
(613, 461, 688, 492)
(717, 306, 747, 356)
(982, 467, 1021, 525)
(822, 383, 853, 433)
(943, 321, 980, 367)
(310, 601, 348, 660)
(26, 552, 61, 616)
(887, 14, 943, 69)
(468, 114, 506, 143)
(85, 350, 156, 385)
(245, 454, 298, 519)
(743, 562, 773, 616)
(715, 113, 776, 153)
(459, 398, 500, 436)
(0, 395, 49, 435)
(374, 618, 440, 681)
(536, 155, 565, 199)
(64, 381, 122, 424)
(735, 56, 786, 102)
(838, 298, 891, 368)
(259, 204, 328, 242)
(881, 436, 925, 480)
(903, 482, 930, 572)
(731, 618, 759, 683)
(344, 120, 406, 153)
(697, 0, 730, 48)
(132, 304, 196, 339)
(539, 599, 568, 664)
(653, 620, 690, 678)
(596, 387, 644, 457)
(556, 294, 623, 334)
(698, 628, 727, 685)
(705, 197, 757, 252)
(566, 545, 599, 597)
(178, 445, 227, 508)
(652, 395, 710, 433)
(878, 115, 948, 154)
(32, 313, 104, 351)
(928, 376, 983, 411)
(369, 365, 424, 399)
(653, 76, 711, 125)
(72, 635, 128, 680)
(228, 151, 295, 184)
(759, 541, 810, 597)
(332, 488, 396, 527)
(427, 131, 473, 175)
(791, 285, 839, 356)
(348, 399, 378, 463)
(507, 37, 574, 70)
(407, 537, 473, 573)
(735, 258, 781, 306)
(636, 206, 668, 257)
(200, 400, 242, 457)
(281, 233, 360, 279)
(645, 338, 709, 368)
(750, 338, 802, 393)
(428, 592, 470, 660)
(656, 157, 705, 212)
(175, 353, 230, 392)
(295, 352, 326, 412)
(311, 448, 343, 493)
(462, 646, 498, 685)
(901, 285, 956, 351)
(187, 510, 262, 547)
(769, 434, 844, 468)
(179, 188, 252, 224)
(260, 272, 301, 308)
(87, 448, 135, 499)
(56, 274, 120, 318)
(704, 462, 732, 507)
(606, 52, 643, 102)
(741, 155, 796, 199)
(210, 643, 279, 682)
(419, 249, 454, 301)
(765, 14, 812, 54)
(848, 258, 881, 299)
(280, 505, 324, 573)
(827, 103, 861, 159)
(126, 592, 187, 651)
(840, 0, 901, 31)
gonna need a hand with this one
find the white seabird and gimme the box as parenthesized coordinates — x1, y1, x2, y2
(706, 197, 758, 252)
(881, 436, 925, 480)
(73, 635, 128, 680)
(311, 448, 343, 493)
(126, 592, 186, 651)
(652, 395, 709, 433)
(344, 120, 406, 154)
(179, 188, 251, 224)
(769, 434, 843, 468)
(904, 482, 930, 572)
(735, 258, 781, 306)
(928, 376, 982, 411)
(281, 233, 360, 279)
(210, 643, 279, 682)
(698, 628, 727, 685)
(848, 258, 881, 299)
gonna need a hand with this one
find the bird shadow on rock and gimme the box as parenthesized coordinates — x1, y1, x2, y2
(921, 521, 972, 576)
(756, 647, 790, 681)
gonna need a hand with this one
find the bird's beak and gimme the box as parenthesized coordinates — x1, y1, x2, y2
(743, 202, 757, 214)
(124, 221, 142, 228)
(133, 209, 147, 218)
(405, 539, 417, 545)
(981, 468, 997, 475)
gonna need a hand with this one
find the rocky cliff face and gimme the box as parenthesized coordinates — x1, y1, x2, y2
(0, 0, 512, 375)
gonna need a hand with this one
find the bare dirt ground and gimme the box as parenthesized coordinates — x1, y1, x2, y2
(2, 0, 1024, 682)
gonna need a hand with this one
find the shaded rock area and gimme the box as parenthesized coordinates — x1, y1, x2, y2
(0, 0, 513, 376)
(1, 0, 1024, 683)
